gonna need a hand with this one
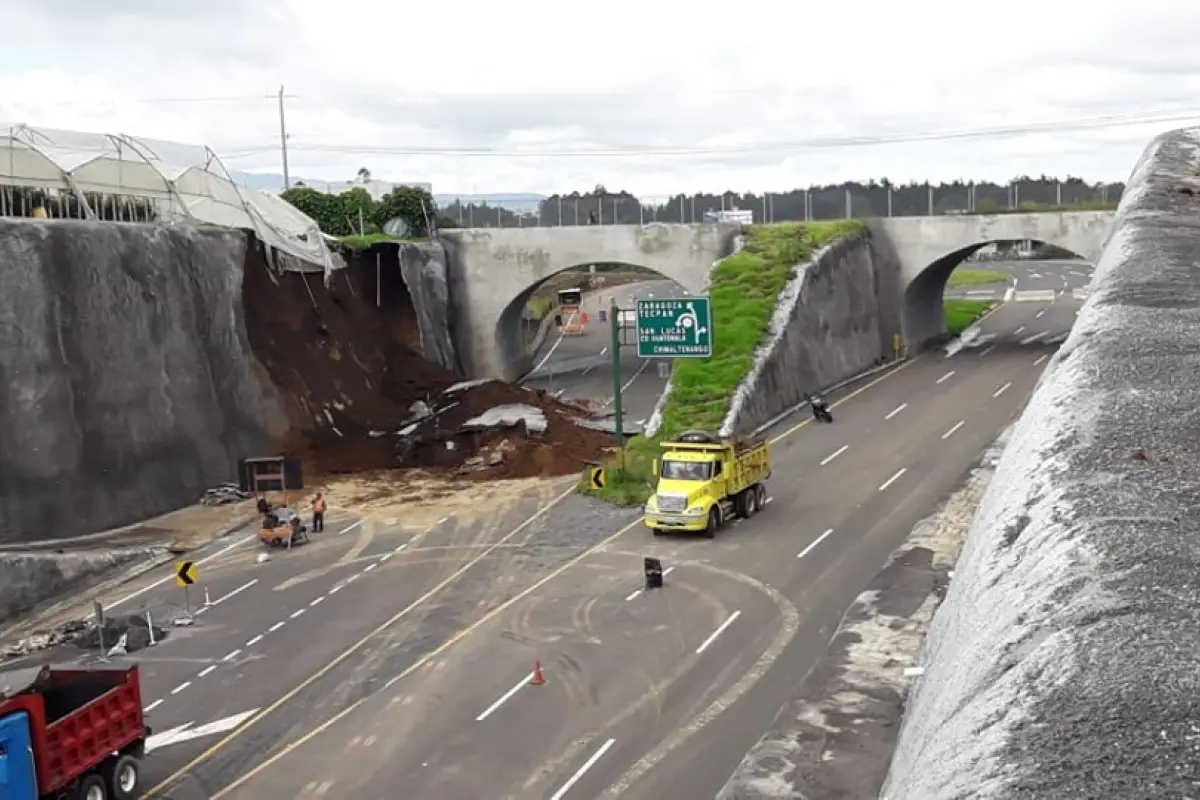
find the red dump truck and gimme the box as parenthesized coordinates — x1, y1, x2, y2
(0, 664, 150, 799)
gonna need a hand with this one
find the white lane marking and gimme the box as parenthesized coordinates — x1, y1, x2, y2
(993, 382, 1011, 398)
(223, 649, 241, 662)
(819, 445, 848, 466)
(599, 346, 608, 357)
(696, 610, 742, 654)
(144, 699, 164, 713)
(797, 529, 834, 559)
(942, 421, 965, 439)
(1013, 325, 1025, 335)
(549, 738, 616, 800)
(532, 322, 570, 373)
(364, 563, 377, 573)
(394, 543, 408, 554)
(1021, 331, 1046, 345)
(310, 596, 325, 606)
(338, 521, 362, 536)
(1034, 354, 1048, 366)
(197, 665, 218, 679)
(437, 517, 449, 525)
(145, 709, 260, 754)
(289, 609, 305, 619)
(625, 565, 675, 602)
(268, 621, 286, 632)
(978, 344, 996, 357)
(346, 574, 359, 584)
(109, 533, 256, 611)
(246, 635, 263, 647)
(328, 585, 342, 595)
(599, 357, 653, 409)
(1071, 270, 1087, 277)
(1035, 309, 1046, 318)
(475, 673, 533, 722)
(936, 370, 955, 384)
(885, 403, 907, 420)
(208, 579, 258, 608)
(879, 468, 907, 492)
(170, 682, 191, 695)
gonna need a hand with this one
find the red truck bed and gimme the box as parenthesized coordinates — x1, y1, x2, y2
(0, 665, 146, 794)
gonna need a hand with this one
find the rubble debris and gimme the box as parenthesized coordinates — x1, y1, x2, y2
(3, 613, 167, 662)
(200, 483, 251, 506)
(462, 404, 548, 434)
(245, 260, 616, 483)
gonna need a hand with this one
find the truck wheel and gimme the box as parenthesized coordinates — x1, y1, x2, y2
(103, 754, 140, 800)
(77, 773, 108, 800)
(755, 484, 768, 509)
(651, 527, 665, 537)
(742, 488, 759, 518)
(703, 508, 720, 538)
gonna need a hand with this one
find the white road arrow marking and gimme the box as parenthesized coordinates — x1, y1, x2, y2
(145, 709, 259, 753)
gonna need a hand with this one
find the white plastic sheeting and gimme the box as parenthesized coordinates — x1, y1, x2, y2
(0, 123, 335, 273)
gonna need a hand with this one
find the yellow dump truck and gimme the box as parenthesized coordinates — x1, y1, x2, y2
(643, 431, 771, 538)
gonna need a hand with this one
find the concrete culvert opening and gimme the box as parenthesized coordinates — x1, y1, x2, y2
(903, 239, 1088, 349)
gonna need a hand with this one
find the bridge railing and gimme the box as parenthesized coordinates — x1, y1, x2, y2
(438, 183, 1121, 229)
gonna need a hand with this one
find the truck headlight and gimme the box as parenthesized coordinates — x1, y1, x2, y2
(685, 506, 705, 516)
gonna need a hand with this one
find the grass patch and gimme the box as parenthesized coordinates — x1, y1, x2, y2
(336, 232, 423, 251)
(946, 268, 1008, 288)
(944, 298, 995, 335)
(578, 221, 866, 507)
(659, 220, 866, 436)
(576, 437, 661, 506)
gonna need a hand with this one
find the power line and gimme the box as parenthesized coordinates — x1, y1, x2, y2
(264, 108, 1200, 159)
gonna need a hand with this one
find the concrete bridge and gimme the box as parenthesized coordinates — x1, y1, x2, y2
(441, 211, 1115, 380)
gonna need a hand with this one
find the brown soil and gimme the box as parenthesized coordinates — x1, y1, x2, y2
(241, 244, 616, 482)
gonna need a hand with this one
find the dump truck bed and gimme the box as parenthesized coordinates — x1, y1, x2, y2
(0, 665, 146, 794)
(726, 440, 770, 495)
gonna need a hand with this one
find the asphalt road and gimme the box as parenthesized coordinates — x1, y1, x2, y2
(946, 258, 1094, 300)
(132, 292, 1080, 800)
(523, 279, 684, 430)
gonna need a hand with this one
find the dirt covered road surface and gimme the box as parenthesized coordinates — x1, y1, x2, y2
(241, 249, 617, 483)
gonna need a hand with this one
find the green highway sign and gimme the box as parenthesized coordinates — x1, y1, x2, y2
(635, 296, 713, 358)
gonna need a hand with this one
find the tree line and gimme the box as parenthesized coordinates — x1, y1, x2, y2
(279, 183, 447, 238)
(438, 176, 1124, 228)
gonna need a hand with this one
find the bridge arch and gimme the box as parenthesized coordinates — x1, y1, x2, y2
(440, 223, 739, 379)
(872, 211, 1114, 349)
(497, 263, 687, 380)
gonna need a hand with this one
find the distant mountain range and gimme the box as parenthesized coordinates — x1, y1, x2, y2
(229, 170, 546, 212)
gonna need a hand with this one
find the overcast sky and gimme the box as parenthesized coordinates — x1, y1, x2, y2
(0, 0, 1196, 196)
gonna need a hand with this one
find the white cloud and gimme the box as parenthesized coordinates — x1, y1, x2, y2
(0, 0, 1196, 195)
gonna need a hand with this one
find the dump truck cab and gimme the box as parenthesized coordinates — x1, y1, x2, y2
(643, 431, 770, 538)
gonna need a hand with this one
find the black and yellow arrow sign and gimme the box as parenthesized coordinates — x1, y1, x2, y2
(175, 560, 197, 588)
(589, 467, 606, 490)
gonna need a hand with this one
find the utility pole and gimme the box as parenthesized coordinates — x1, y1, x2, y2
(277, 85, 290, 190)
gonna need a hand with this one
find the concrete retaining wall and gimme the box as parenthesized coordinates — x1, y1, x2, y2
(721, 233, 901, 437)
(0, 220, 280, 545)
(882, 127, 1200, 798)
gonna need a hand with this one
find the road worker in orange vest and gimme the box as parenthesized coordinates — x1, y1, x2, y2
(311, 492, 326, 532)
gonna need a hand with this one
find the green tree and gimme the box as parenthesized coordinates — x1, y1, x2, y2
(339, 187, 377, 235)
(375, 185, 437, 236)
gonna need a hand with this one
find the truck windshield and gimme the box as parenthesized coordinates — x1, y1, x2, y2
(660, 460, 712, 480)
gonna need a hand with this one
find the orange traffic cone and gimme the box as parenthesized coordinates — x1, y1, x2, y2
(530, 660, 546, 686)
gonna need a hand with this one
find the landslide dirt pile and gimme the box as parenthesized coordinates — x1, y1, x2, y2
(241, 248, 615, 480)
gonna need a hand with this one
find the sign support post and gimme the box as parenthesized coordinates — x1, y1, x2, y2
(609, 298, 624, 445)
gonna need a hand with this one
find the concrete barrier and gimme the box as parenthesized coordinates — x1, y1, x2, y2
(882, 126, 1200, 798)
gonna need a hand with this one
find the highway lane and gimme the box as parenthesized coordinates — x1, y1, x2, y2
(946, 258, 1093, 300)
(525, 279, 684, 428)
(179, 295, 1079, 800)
